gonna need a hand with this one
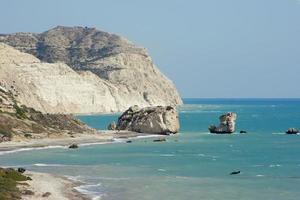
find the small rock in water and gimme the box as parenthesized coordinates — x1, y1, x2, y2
(240, 130, 247, 134)
(230, 170, 241, 175)
(126, 140, 132, 143)
(153, 138, 166, 142)
(286, 128, 299, 134)
(69, 144, 79, 149)
(18, 167, 26, 173)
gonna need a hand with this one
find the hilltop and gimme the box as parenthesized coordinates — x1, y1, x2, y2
(0, 26, 182, 114)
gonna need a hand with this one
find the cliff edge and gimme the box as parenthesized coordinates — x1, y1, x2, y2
(0, 26, 182, 114)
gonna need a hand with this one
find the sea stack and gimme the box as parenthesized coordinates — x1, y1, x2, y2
(209, 112, 237, 134)
(113, 105, 179, 135)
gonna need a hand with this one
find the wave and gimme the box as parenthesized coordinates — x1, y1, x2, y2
(33, 163, 66, 167)
(0, 134, 161, 156)
(269, 164, 281, 168)
(180, 110, 222, 114)
(272, 132, 286, 135)
(74, 183, 105, 200)
(0, 145, 65, 156)
(159, 154, 175, 157)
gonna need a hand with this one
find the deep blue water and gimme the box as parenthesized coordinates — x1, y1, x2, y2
(1, 99, 300, 200)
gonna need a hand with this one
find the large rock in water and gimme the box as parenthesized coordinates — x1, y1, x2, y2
(0, 26, 182, 114)
(115, 105, 179, 134)
(209, 112, 237, 134)
(286, 128, 299, 134)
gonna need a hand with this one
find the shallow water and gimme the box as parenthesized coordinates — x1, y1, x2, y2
(1, 99, 300, 200)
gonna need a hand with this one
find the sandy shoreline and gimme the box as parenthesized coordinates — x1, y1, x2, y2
(0, 130, 163, 200)
(0, 130, 155, 153)
(19, 171, 90, 200)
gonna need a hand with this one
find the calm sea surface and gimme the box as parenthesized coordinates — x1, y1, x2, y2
(1, 99, 300, 200)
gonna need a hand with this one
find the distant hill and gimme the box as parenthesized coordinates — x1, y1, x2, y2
(0, 26, 182, 114)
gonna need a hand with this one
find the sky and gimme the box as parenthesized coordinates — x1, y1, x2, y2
(0, 0, 299, 98)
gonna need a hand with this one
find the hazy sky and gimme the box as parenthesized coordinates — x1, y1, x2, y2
(1, 0, 299, 98)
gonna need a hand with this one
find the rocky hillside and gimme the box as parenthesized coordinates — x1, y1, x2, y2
(0, 26, 182, 114)
(0, 81, 96, 142)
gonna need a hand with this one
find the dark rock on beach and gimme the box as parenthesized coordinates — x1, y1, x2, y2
(21, 190, 34, 195)
(68, 144, 79, 149)
(42, 192, 51, 197)
(18, 168, 26, 173)
(209, 112, 237, 134)
(286, 128, 299, 134)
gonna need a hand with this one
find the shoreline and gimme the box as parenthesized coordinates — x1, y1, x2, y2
(0, 130, 160, 153)
(19, 171, 91, 200)
(0, 130, 164, 200)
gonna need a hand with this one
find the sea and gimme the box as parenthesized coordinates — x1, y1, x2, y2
(1, 98, 300, 200)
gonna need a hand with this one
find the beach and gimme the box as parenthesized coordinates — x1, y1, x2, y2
(19, 171, 90, 200)
(0, 130, 162, 200)
(0, 130, 154, 153)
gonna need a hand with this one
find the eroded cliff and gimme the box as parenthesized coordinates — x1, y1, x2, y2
(0, 26, 182, 114)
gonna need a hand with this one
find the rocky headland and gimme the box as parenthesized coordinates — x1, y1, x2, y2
(0, 26, 182, 114)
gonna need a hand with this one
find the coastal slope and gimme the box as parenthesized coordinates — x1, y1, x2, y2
(0, 26, 182, 114)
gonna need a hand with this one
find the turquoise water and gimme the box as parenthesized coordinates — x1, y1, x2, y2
(1, 99, 300, 200)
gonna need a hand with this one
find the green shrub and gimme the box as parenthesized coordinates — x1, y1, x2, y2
(0, 168, 28, 200)
(0, 128, 12, 139)
(24, 133, 32, 138)
(13, 104, 27, 119)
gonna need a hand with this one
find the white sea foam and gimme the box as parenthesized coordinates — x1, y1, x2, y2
(0, 145, 65, 155)
(135, 134, 162, 139)
(251, 164, 264, 167)
(74, 183, 105, 200)
(79, 141, 115, 147)
(269, 164, 281, 168)
(160, 154, 175, 157)
(271, 132, 287, 135)
(157, 168, 167, 172)
(33, 163, 66, 167)
(65, 175, 85, 182)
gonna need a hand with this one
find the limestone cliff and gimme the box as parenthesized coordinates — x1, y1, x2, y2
(0, 81, 96, 142)
(0, 26, 182, 114)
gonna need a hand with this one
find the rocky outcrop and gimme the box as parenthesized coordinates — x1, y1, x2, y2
(209, 112, 237, 134)
(107, 122, 117, 130)
(0, 83, 96, 142)
(286, 128, 299, 134)
(0, 26, 182, 114)
(113, 105, 179, 134)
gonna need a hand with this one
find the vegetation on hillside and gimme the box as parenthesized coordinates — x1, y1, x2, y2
(0, 168, 28, 200)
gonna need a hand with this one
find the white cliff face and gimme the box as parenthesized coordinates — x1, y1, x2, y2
(0, 26, 182, 114)
(0, 43, 181, 114)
